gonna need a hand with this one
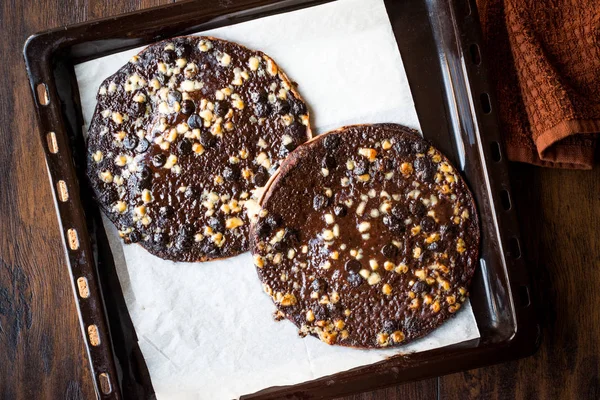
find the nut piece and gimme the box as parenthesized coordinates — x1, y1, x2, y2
(254, 254, 265, 269)
(248, 56, 260, 71)
(391, 331, 405, 343)
(382, 283, 392, 295)
(358, 221, 371, 233)
(225, 217, 244, 229)
(358, 147, 377, 162)
(277, 293, 297, 306)
(367, 272, 381, 285)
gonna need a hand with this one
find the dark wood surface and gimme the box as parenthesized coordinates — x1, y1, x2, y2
(1, 0, 598, 399)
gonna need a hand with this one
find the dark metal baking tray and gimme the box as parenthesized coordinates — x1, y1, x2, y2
(23, 0, 540, 398)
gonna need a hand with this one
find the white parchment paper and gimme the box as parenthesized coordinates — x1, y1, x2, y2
(75, 0, 480, 398)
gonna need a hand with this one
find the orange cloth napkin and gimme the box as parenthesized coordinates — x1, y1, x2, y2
(477, 0, 600, 169)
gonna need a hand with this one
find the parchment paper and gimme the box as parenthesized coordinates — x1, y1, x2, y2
(75, 0, 480, 398)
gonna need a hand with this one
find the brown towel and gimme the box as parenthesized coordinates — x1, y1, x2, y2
(477, 0, 600, 169)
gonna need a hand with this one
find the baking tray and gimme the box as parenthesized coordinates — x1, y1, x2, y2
(23, 0, 541, 398)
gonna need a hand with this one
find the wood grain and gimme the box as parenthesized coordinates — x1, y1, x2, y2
(439, 164, 600, 400)
(1, 0, 599, 400)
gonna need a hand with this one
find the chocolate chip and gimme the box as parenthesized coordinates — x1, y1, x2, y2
(414, 157, 435, 181)
(403, 317, 423, 336)
(410, 201, 427, 218)
(214, 101, 228, 117)
(313, 306, 329, 320)
(333, 204, 347, 217)
(123, 136, 138, 150)
(159, 205, 174, 218)
(135, 175, 152, 191)
(253, 102, 271, 118)
(286, 121, 306, 140)
(391, 205, 407, 220)
(254, 170, 269, 187)
(199, 131, 216, 148)
(318, 246, 330, 256)
(223, 166, 240, 181)
(181, 100, 195, 115)
(394, 137, 412, 156)
(255, 221, 272, 239)
(101, 190, 118, 204)
(347, 273, 363, 288)
(177, 138, 193, 155)
(129, 230, 141, 243)
(175, 43, 190, 58)
(345, 259, 361, 274)
(200, 242, 220, 257)
(413, 140, 429, 154)
(354, 160, 368, 175)
(265, 213, 282, 229)
(289, 98, 307, 115)
(131, 101, 146, 117)
(311, 278, 328, 292)
(250, 89, 268, 104)
(208, 217, 224, 232)
(138, 166, 152, 181)
(162, 49, 176, 63)
(187, 114, 203, 130)
(381, 244, 398, 259)
(421, 217, 436, 232)
(383, 215, 405, 235)
(283, 228, 299, 245)
(322, 155, 337, 169)
(375, 158, 393, 172)
(153, 232, 168, 245)
(440, 224, 455, 238)
(427, 242, 440, 251)
(135, 138, 150, 154)
(412, 281, 428, 293)
(156, 73, 167, 86)
(327, 302, 343, 317)
(184, 185, 199, 199)
(283, 139, 298, 153)
(313, 194, 329, 210)
(273, 100, 290, 115)
(272, 239, 287, 252)
(152, 153, 167, 167)
(382, 320, 398, 334)
(323, 134, 340, 150)
(167, 90, 182, 105)
(175, 229, 193, 251)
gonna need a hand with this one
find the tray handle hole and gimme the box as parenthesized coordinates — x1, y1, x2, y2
(67, 228, 80, 250)
(500, 189, 512, 210)
(469, 44, 481, 65)
(77, 277, 90, 298)
(87, 324, 101, 346)
(490, 141, 502, 162)
(98, 373, 112, 394)
(509, 237, 522, 259)
(46, 132, 58, 154)
(518, 285, 531, 308)
(480, 93, 492, 114)
(56, 180, 69, 202)
(36, 83, 50, 105)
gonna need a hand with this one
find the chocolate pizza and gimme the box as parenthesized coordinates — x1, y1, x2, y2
(86, 36, 311, 262)
(251, 124, 479, 348)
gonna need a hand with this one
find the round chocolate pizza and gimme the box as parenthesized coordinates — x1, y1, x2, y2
(250, 124, 479, 348)
(87, 36, 311, 262)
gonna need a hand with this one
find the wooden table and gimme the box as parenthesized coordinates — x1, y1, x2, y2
(1, 1, 598, 399)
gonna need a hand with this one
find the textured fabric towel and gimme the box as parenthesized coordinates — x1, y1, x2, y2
(478, 0, 600, 169)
